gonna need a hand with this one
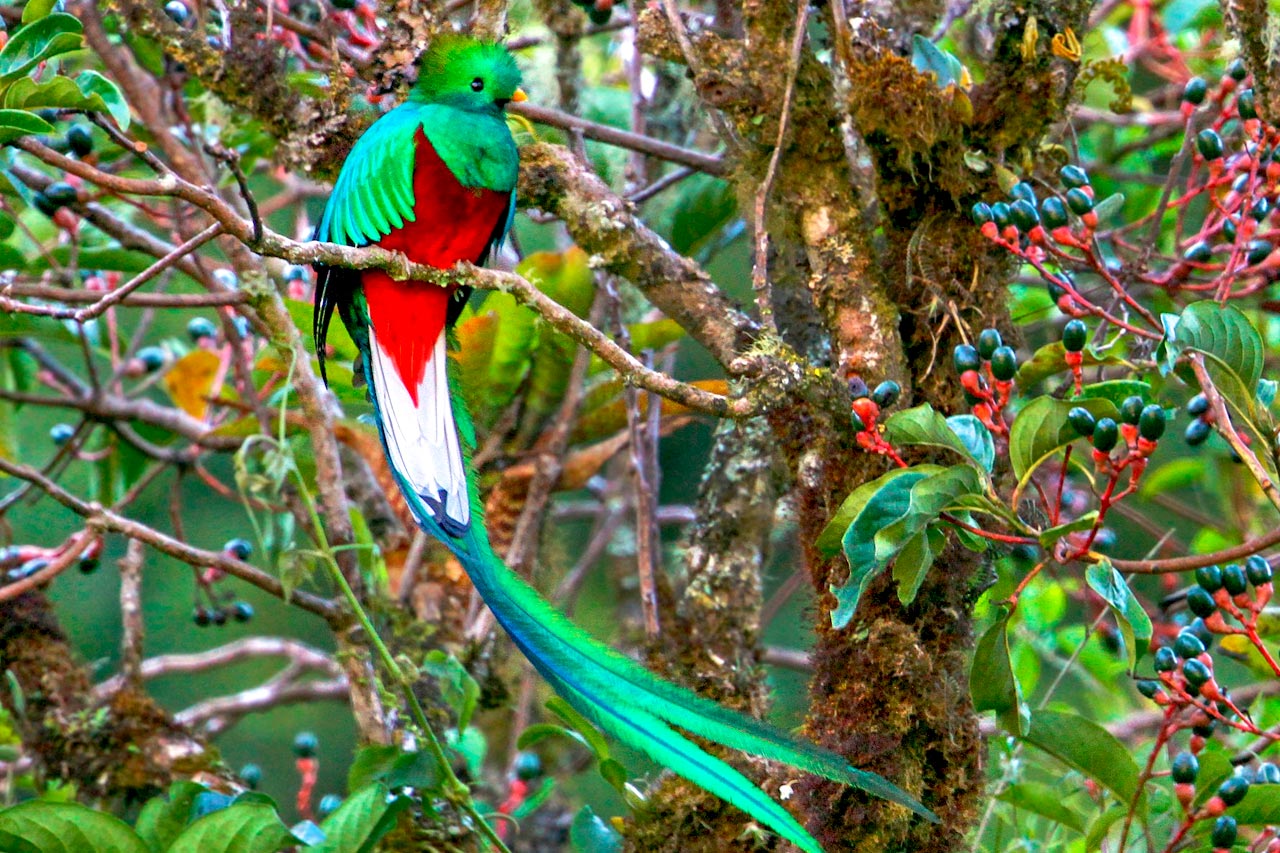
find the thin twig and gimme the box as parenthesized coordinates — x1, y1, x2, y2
(751, 0, 809, 335)
(118, 538, 146, 689)
(511, 103, 726, 176)
(1189, 353, 1280, 513)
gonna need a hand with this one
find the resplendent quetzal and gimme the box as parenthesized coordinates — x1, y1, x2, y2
(312, 34, 934, 852)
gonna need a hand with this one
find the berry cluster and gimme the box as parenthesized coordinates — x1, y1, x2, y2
(953, 327, 1017, 435)
(193, 538, 257, 627)
(1134, 555, 1280, 851)
(1068, 393, 1166, 477)
(847, 376, 905, 463)
(1, 539, 100, 583)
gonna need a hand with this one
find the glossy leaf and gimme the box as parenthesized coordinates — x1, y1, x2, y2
(0, 801, 148, 853)
(1009, 396, 1118, 492)
(0, 109, 53, 145)
(76, 70, 131, 128)
(166, 801, 293, 853)
(546, 696, 611, 761)
(970, 609, 1028, 736)
(832, 465, 983, 627)
(946, 414, 995, 472)
(892, 526, 945, 606)
(22, 0, 60, 24)
(1165, 300, 1263, 390)
(1085, 559, 1152, 671)
(1038, 511, 1098, 549)
(2, 75, 122, 130)
(1015, 341, 1130, 388)
(1022, 709, 1145, 811)
(311, 784, 407, 853)
(346, 744, 440, 794)
(519, 249, 595, 420)
(816, 467, 932, 558)
(881, 404, 989, 473)
(26, 245, 161, 274)
(135, 781, 207, 853)
(0, 14, 84, 81)
(1163, 301, 1274, 476)
(1076, 380, 1151, 409)
(1084, 805, 1128, 852)
(996, 782, 1086, 833)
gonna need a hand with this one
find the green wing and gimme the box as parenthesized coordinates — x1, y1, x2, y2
(316, 104, 422, 248)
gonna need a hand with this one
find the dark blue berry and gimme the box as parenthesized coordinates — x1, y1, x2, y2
(293, 731, 318, 757)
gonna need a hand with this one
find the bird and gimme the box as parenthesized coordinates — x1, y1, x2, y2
(312, 33, 935, 853)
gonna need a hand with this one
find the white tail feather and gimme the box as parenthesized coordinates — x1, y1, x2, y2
(367, 327, 470, 534)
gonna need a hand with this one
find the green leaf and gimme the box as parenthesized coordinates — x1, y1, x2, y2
(519, 248, 595, 420)
(970, 609, 1028, 736)
(0, 14, 84, 81)
(1009, 396, 1119, 493)
(516, 722, 595, 753)
(597, 757, 629, 794)
(76, 70, 131, 128)
(570, 806, 623, 853)
(891, 526, 945, 606)
(1022, 710, 1145, 812)
(1163, 301, 1275, 478)
(136, 781, 207, 853)
(1166, 301, 1263, 391)
(546, 696, 611, 761)
(1015, 341, 1130, 388)
(1092, 192, 1126, 223)
(996, 782, 1086, 833)
(166, 801, 293, 853)
(422, 650, 480, 730)
(467, 290, 538, 411)
(1, 75, 117, 122)
(311, 784, 407, 853)
(286, 298, 355, 362)
(1190, 750, 1233, 807)
(0, 109, 53, 144)
(881, 404, 989, 472)
(1038, 511, 1098, 549)
(445, 726, 487, 780)
(814, 467, 925, 557)
(946, 415, 995, 473)
(0, 800, 149, 853)
(832, 465, 983, 628)
(1085, 559, 1152, 672)
(668, 175, 737, 256)
(1138, 458, 1206, 498)
(1077, 380, 1152, 409)
(22, 0, 60, 24)
(1084, 805, 1128, 851)
(346, 745, 440, 794)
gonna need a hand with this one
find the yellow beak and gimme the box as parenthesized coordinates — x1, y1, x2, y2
(511, 88, 528, 103)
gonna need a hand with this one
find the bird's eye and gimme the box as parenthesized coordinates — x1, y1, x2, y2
(470, 77, 484, 92)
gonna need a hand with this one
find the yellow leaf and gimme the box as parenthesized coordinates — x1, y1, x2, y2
(163, 350, 221, 419)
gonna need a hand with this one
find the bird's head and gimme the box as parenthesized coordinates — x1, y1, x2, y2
(411, 34, 526, 112)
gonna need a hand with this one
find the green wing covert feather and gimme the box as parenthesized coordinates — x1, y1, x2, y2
(316, 104, 421, 248)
